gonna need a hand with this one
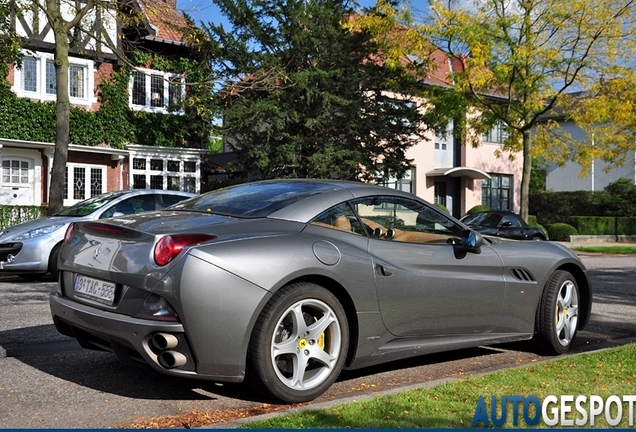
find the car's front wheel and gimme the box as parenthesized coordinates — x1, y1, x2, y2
(248, 282, 349, 403)
(534, 270, 579, 354)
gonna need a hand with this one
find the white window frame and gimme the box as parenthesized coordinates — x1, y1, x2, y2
(12, 50, 95, 106)
(129, 67, 185, 114)
(130, 154, 199, 194)
(1, 159, 31, 186)
(63, 163, 107, 206)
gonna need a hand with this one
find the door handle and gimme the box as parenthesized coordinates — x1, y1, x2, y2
(377, 264, 393, 277)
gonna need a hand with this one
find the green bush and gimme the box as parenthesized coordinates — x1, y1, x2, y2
(546, 223, 579, 242)
(433, 203, 450, 214)
(529, 190, 603, 225)
(0, 205, 48, 230)
(601, 178, 636, 217)
(466, 205, 492, 215)
(616, 217, 636, 235)
(569, 216, 616, 235)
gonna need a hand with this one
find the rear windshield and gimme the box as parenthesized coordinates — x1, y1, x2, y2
(171, 181, 339, 217)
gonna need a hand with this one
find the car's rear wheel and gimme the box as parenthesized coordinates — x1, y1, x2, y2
(248, 282, 349, 403)
(534, 270, 579, 354)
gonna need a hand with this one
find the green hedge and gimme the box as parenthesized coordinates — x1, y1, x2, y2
(568, 216, 636, 236)
(0, 205, 48, 230)
(546, 223, 579, 241)
(569, 216, 616, 236)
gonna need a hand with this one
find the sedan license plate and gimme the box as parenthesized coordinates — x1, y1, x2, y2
(74, 275, 116, 304)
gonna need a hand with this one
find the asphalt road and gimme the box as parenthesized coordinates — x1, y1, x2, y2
(0, 253, 635, 428)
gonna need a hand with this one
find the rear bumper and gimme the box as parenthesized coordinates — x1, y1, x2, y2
(49, 292, 246, 381)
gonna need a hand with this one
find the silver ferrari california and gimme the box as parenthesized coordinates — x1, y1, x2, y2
(50, 179, 591, 403)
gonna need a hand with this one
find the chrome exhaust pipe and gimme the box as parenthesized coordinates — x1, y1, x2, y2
(159, 351, 187, 369)
(152, 333, 179, 350)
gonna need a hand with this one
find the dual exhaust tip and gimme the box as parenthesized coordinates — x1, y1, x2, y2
(152, 333, 187, 369)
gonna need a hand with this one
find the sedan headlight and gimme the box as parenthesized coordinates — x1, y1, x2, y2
(14, 224, 66, 240)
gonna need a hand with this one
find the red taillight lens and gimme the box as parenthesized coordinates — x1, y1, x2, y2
(63, 223, 75, 244)
(154, 234, 217, 266)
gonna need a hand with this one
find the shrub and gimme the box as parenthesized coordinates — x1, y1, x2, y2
(433, 203, 450, 214)
(466, 205, 491, 215)
(546, 223, 579, 242)
(569, 216, 616, 235)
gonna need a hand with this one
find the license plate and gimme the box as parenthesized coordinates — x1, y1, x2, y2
(74, 275, 116, 304)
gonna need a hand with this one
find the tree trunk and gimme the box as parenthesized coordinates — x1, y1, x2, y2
(47, 16, 71, 215)
(520, 129, 533, 221)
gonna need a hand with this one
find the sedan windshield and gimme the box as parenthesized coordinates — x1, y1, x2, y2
(55, 191, 129, 217)
(171, 181, 339, 218)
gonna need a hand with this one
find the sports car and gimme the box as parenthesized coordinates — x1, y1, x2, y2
(50, 179, 591, 403)
(461, 210, 548, 241)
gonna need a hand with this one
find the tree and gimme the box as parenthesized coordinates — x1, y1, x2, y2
(353, 0, 636, 219)
(195, 0, 429, 181)
(0, 0, 20, 76)
(13, 0, 143, 214)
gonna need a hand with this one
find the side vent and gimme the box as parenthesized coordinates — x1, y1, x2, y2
(509, 268, 536, 282)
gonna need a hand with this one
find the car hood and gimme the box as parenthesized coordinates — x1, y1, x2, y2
(0, 216, 88, 240)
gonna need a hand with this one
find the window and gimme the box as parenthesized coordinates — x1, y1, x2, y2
(350, 196, 462, 244)
(2, 160, 29, 185)
(483, 123, 509, 144)
(376, 168, 414, 194)
(130, 68, 185, 112)
(482, 174, 512, 210)
(63, 164, 106, 204)
(13, 51, 93, 105)
(434, 182, 447, 207)
(131, 156, 199, 193)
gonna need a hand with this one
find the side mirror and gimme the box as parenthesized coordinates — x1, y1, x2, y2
(501, 221, 513, 227)
(461, 229, 483, 250)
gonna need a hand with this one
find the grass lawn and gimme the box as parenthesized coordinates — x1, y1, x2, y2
(242, 343, 636, 429)
(572, 245, 636, 254)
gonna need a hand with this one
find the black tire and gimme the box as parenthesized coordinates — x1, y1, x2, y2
(48, 243, 62, 279)
(534, 270, 580, 355)
(247, 282, 349, 403)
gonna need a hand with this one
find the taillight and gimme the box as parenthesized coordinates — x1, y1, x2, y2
(154, 234, 217, 266)
(63, 223, 75, 244)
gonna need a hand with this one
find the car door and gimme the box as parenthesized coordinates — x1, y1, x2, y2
(351, 196, 507, 338)
(497, 215, 525, 239)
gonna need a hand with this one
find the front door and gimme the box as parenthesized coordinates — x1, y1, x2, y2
(350, 195, 507, 338)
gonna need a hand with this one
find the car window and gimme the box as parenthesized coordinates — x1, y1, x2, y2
(350, 196, 462, 244)
(310, 203, 367, 236)
(172, 181, 338, 217)
(462, 212, 501, 228)
(500, 215, 522, 227)
(99, 196, 156, 219)
(161, 194, 189, 208)
(55, 191, 129, 217)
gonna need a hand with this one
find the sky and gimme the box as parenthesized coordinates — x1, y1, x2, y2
(176, 0, 382, 28)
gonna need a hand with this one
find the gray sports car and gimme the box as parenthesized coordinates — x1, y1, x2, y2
(50, 179, 591, 403)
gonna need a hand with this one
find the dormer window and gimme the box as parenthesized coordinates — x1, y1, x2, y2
(130, 68, 184, 113)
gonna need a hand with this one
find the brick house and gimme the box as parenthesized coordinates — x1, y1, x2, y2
(1, 0, 207, 207)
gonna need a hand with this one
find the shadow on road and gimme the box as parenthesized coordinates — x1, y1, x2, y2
(1, 265, 635, 405)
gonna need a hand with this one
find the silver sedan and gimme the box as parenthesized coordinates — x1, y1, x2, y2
(49, 179, 591, 403)
(0, 189, 195, 278)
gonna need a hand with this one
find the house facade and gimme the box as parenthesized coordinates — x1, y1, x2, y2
(544, 118, 636, 192)
(1, 0, 208, 207)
